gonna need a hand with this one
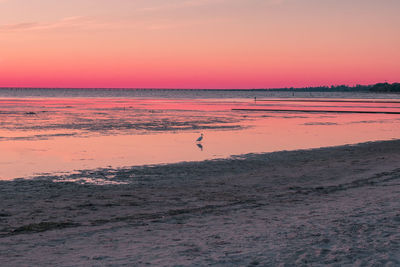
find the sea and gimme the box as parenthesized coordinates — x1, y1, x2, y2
(1, 88, 400, 181)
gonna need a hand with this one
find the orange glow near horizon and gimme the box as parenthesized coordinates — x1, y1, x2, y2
(0, 0, 399, 89)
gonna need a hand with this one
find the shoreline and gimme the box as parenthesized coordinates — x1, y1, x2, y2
(1, 139, 400, 265)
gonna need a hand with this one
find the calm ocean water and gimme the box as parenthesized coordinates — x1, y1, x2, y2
(1, 87, 400, 99)
(2, 88, 400, 181)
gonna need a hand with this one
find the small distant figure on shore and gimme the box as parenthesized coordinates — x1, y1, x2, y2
(196, 133, 204, 142)
(254, 97, 257, 103)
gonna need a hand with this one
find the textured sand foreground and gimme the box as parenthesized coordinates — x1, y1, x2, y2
(1, 140, 400, 266)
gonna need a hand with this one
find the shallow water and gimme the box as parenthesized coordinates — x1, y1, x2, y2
(2, 93, 400, 180)
(2, 87, 400, 100)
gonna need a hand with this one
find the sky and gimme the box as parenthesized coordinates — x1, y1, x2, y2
(0, 0, 399, 89)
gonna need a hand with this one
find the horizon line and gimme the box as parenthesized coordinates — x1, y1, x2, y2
(0, 82, 395, 91)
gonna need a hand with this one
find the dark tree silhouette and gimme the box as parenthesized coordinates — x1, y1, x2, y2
(369, 83, 400, 92)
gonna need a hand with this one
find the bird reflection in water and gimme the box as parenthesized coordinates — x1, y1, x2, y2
(196, 143, 203, 151)
(196, 133, 204, 151)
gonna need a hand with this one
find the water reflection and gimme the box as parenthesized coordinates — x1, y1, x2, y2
(196, 143, 204, 151)
(2, 97, 400, 180)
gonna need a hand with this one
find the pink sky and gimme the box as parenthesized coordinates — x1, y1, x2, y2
(0, 0, 399, 89)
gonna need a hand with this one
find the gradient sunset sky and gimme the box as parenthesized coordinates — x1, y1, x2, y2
(0, 0, 399, 89)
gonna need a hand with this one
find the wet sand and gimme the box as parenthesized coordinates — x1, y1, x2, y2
(0, 140, 400, 266)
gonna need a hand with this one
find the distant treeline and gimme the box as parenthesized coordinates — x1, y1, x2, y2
(266, 83, 400, 93)
(369, 83, 400, 92)
(267, 85, 371, 92)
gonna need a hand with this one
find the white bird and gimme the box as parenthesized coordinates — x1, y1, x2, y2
(196, 133, 204, 142)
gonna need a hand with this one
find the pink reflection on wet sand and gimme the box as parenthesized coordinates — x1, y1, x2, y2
(1, 98, 400, 180)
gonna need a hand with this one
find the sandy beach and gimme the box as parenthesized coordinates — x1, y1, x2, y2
(1, 139, 399, 266)
(2, 0, 400, 265)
